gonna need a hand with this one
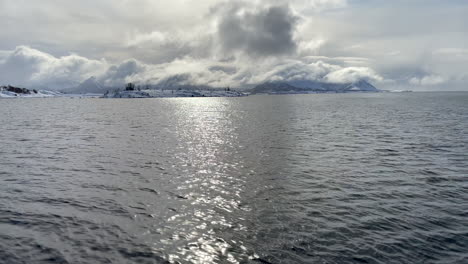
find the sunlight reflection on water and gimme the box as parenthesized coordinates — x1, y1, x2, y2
(157, 98, 253, 263)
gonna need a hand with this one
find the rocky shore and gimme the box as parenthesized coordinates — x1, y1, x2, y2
(0, 85, 62, 98)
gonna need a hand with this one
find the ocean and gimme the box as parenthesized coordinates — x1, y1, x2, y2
(0, 92, 467, 263)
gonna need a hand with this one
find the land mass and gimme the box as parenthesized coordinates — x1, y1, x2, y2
(1, 79, 380, 98)
(71, 76, 379, 98)
(250, 80, 378, 94)
(0, 85, 63, 98)
(101, 80, 378, 98)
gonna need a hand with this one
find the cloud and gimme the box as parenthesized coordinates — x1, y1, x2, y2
(324, 67, 383, 83)
(127, 31, 168, 47)
(98, 59, 145, 87)
(0, 46, 386, 89)
(123, 29, 213, 63)
(0, 46, 107, 89)
(409, 75, 445, 86)
(1, 0, 467, 90)
(215, 3, 299, 57)
(297, 39, 326, 55)
(293, 0, 347, 12)
(433, 48, 468, 58)
(117, 57, 382, 88)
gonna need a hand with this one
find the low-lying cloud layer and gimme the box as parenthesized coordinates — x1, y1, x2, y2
(0, 45, 383, 90)
(0, 0, 467, 90)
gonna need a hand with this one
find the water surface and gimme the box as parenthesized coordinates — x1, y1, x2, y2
(0, 92, 467, 263)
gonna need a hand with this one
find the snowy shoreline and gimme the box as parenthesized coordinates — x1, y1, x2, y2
(0, 86, 63, 98)
(101, 89, 248, 98)
(1, 89, 394, 99)
(2, 79, 390, 99)
(2, 85, 399, 99)
(0, 91, 101, 98)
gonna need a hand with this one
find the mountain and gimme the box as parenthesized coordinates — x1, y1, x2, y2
(251, 80, 378, 94)
(65, 77, 108, 94)
(343, 80, 378, 91)
(67, 76, 378, 95)
(250, 82, 309, 94)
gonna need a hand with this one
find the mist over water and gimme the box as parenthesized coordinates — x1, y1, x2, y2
(0, 93, 467, 264)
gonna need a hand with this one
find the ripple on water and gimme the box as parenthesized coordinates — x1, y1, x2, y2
(0, 93, 467, 263)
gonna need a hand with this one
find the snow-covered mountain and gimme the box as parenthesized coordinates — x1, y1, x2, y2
(343, 80, 379, 92)
(64, 76, 109, 94)
(66, 76, 379, 96)
(251, 80, 379, 94)
(250, 82, 309, 94)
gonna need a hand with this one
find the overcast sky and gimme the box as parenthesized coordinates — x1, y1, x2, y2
(0, 0, 467, 90)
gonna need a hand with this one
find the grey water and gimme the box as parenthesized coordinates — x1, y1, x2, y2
(0, 92, 467, 264)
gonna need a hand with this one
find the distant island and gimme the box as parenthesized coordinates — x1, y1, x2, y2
(250, 79, 378, 94)
(100, 79, 378, 98)
(72, 76, 381, 98)
(1, 79, 384, 99)
(101, 83, 247, 98)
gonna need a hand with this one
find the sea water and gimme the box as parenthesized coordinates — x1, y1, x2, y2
(0, 92, 467, 263)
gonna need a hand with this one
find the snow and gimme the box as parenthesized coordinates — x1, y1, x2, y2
(0, 89, 63, 98)
(348, 86, 361, 91)
(0, 86, 104, 98)
(388, 90, 413, 93)
(102, 89, 247, 98)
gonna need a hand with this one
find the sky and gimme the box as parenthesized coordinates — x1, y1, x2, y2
(0, 0, 467, 91)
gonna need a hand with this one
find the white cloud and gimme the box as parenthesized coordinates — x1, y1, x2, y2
(0, 46, 107, 89)
(324, 67, 383, 83)
(297, 39, 326, 55)
(409, 75, 445, 86)
(127, 31, 168, 47)
(292, 0, 347, 12)
(0, 46, 386, 89)
(433, 48, 468, 57)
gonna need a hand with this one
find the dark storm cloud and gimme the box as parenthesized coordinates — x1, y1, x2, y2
(217, 4, 299, 57)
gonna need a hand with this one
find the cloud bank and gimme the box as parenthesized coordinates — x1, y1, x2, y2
(0, 46, 107, 89)
(0, 45, 383, 90)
